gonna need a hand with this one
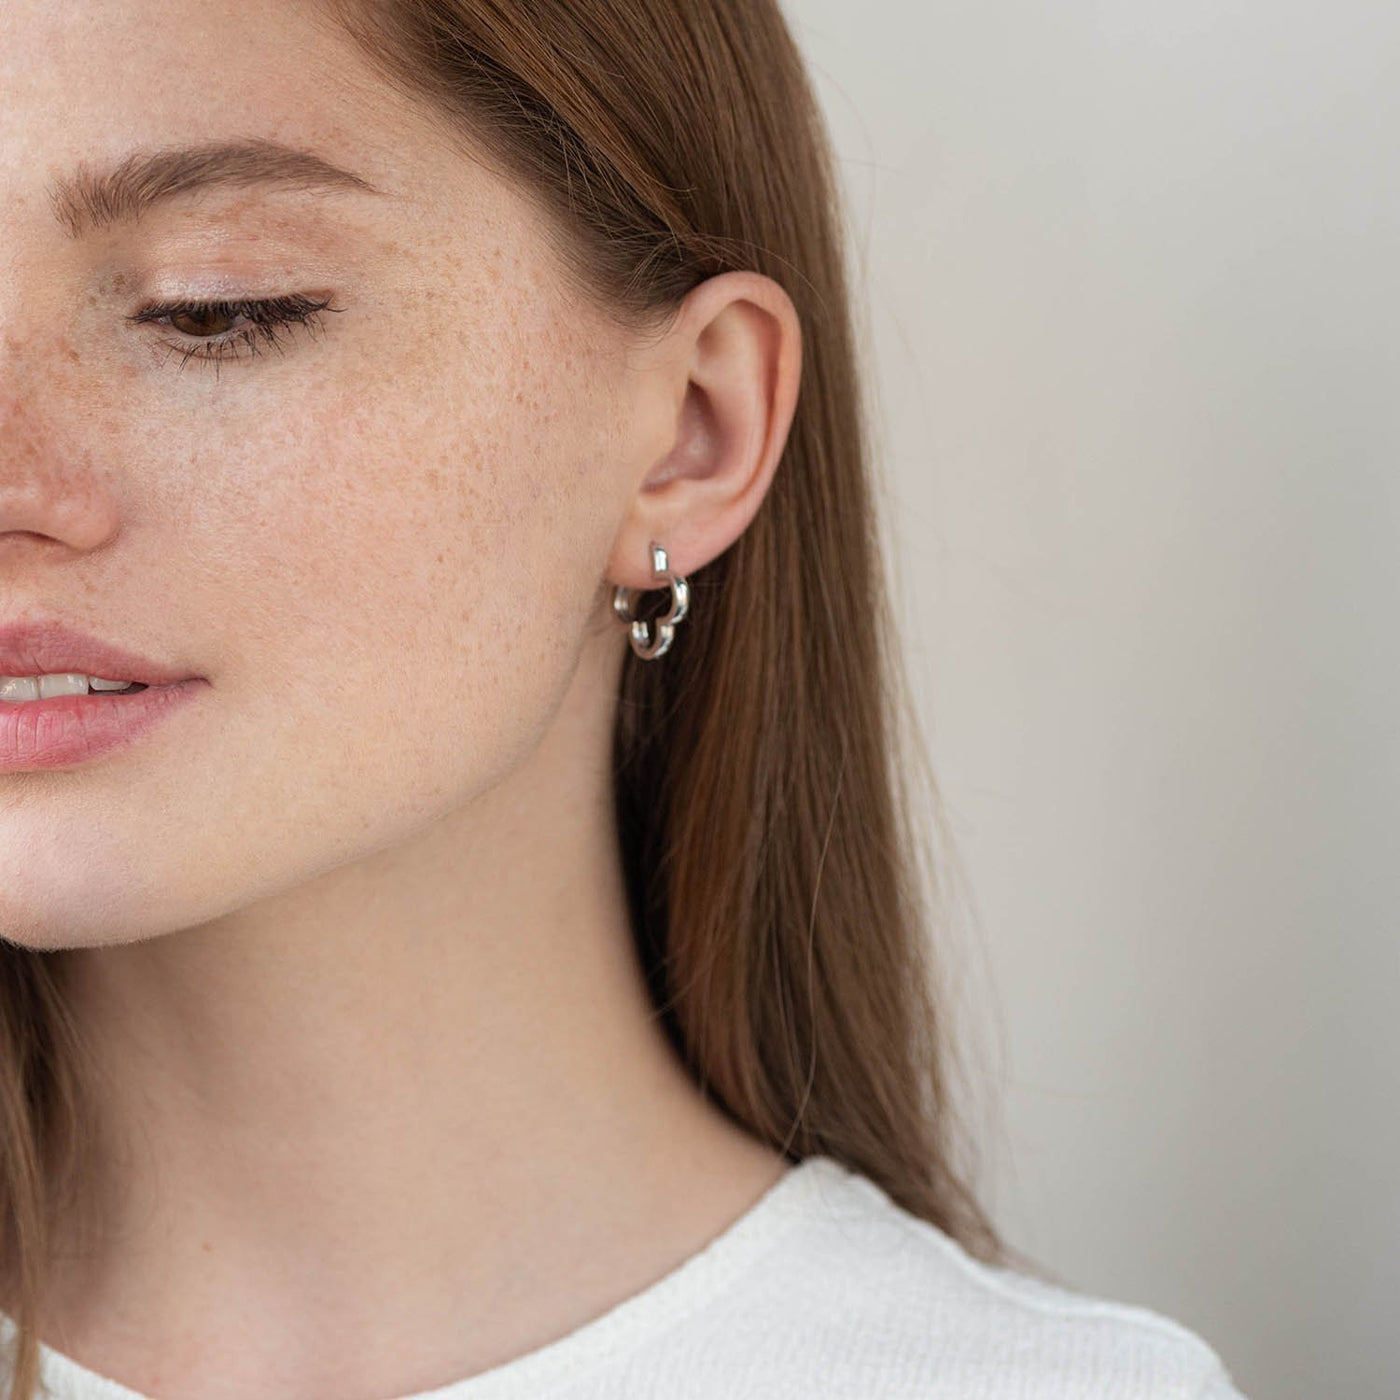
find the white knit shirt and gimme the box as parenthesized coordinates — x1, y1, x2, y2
(0, 1153, 1247, 1399)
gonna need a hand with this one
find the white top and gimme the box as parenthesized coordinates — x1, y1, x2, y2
(0, 1154, 1247, 1399)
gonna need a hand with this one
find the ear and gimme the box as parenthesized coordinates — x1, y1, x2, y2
(604, 270, 802, 592)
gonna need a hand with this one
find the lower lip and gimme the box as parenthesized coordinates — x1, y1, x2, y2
(0, 680, 208, 772)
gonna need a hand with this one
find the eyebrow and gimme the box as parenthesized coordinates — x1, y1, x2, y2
(47, 137, 387, 239)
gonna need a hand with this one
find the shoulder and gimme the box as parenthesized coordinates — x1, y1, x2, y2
(713, 1155, 1249, 1399)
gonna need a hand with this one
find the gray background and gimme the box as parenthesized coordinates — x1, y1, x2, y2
(787, 3, 1399, 1398)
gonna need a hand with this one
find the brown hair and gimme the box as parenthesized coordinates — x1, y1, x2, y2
(1, 1, 1020, 1393)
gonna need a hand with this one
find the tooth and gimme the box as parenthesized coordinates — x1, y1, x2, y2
(0, 674, 141, 702)
(0, 677, 41, 702)
(37, 674, 91, 699)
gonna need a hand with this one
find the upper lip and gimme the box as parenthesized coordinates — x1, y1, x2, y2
(0, 618, 198, 686)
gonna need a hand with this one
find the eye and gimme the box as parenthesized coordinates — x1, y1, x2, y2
(124, 294, 345, 379)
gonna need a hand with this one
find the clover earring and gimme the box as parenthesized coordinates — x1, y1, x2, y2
(612, 540, 690, 660)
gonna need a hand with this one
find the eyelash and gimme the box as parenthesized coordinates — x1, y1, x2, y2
(124, 294, 345, 378)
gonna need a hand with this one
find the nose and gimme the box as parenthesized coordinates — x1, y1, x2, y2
(0, 373, 121, 559)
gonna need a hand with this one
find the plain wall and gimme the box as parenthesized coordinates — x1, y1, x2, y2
(784, 3, 1399, 1399)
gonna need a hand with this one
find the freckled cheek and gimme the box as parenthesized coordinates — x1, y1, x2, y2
(219, 406, 589, 691)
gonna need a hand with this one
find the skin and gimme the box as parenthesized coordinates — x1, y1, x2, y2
(0, 2, 801, 1396)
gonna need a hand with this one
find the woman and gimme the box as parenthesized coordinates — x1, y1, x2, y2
(0, 1, 1247, 1397)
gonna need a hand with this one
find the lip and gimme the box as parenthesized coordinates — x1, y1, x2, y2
(0, 680, 208, 771)
(0, 617, 207, 772)
(0, 618, 198, 687)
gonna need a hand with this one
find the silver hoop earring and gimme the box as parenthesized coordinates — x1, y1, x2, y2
(612, 540, 690, 661)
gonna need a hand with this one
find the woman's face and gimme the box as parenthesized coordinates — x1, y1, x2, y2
(0, 0, 671, 945)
